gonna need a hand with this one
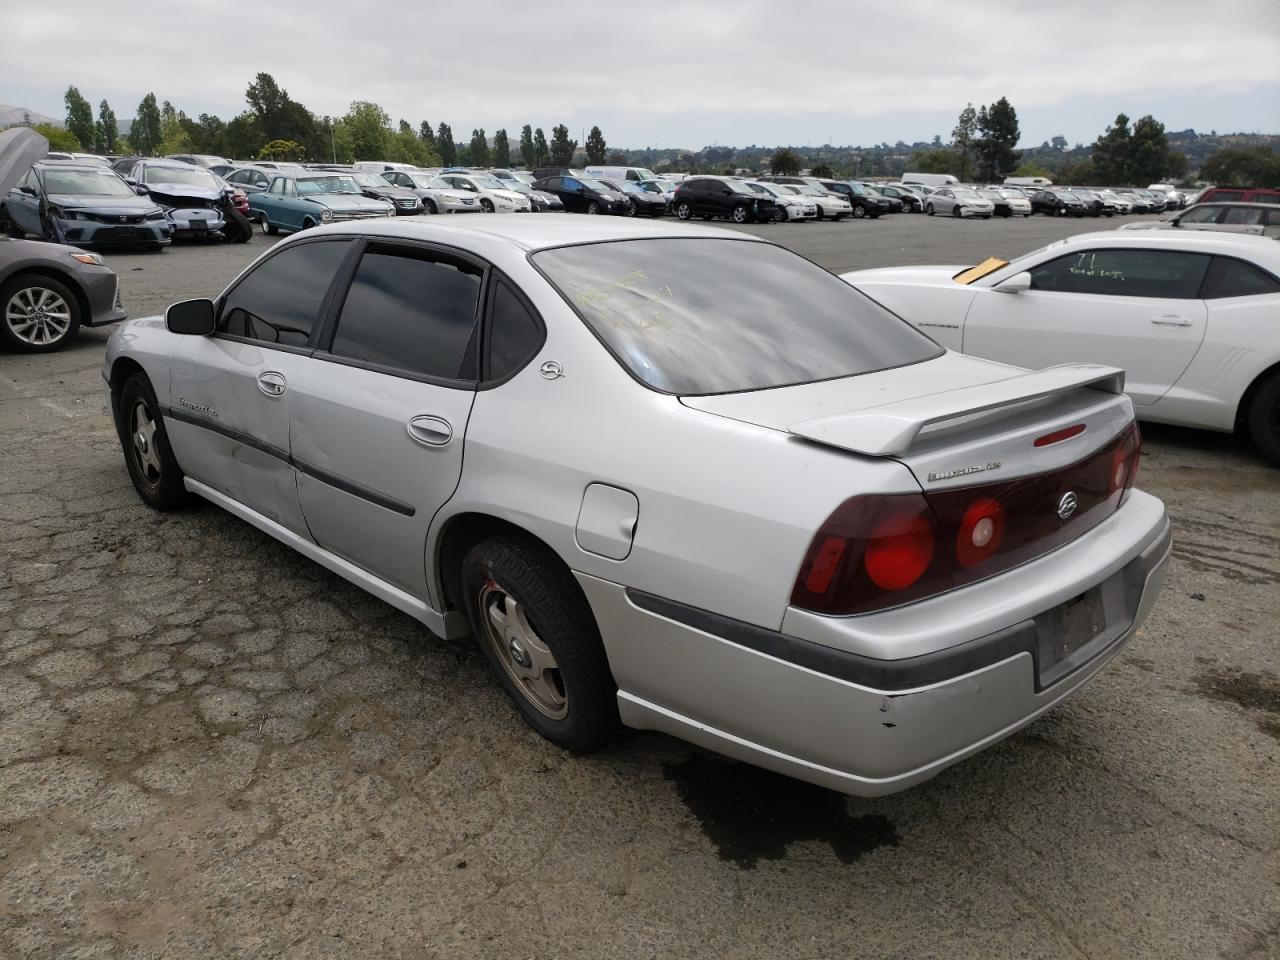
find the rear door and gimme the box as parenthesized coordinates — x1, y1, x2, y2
(288, 240, 484, 600)
(165, 237, 356, 535)
(964, 247, 1210, 405)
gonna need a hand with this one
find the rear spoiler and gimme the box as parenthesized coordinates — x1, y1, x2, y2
(788, 364, 1126, 457)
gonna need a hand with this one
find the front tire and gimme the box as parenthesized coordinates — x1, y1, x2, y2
(675, 201, 692, 220)
(424, 199, 438, 214)
(952, 205, 962, 218)
(1246, 372, 1280, 466)
(586, 200, 600, 215)
(731, 203, 749, 224)
(480, 198, 495, 212)
(461, 536, 619, 751)
(926, 203, 934, 215)
(0, 273, 81, 353)
(116, 374, 188, 510)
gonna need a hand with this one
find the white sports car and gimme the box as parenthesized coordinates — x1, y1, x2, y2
(104, 216, 1169, 796)
(843, 231, 1280, 463)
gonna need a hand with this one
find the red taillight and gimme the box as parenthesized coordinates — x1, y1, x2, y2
(790, 423, 1142, 616)
(864, 511, 936, 591)
(955, 497, 1005, 568)
(1034, 423, 1086, 447)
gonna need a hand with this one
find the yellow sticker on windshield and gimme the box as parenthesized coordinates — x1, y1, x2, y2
(953, 257, 1010, 285)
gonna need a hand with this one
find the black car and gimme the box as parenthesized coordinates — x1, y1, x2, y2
(596, 178, 666, 217)
(673, 176, 780, 224)
(347, 172, 423, 215)
(871, 183, 924, 212)
(816, 180, 895, 218)
(531, 175, 631, 215)
(1068, 189, 1116, 217)
(1031, 189, 1088, 217)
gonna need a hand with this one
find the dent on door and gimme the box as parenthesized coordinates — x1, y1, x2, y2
(575, 484, 639, 561)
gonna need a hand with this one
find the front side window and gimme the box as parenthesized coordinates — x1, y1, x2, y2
(1029, 249, 1211, 299)
(329, 246, 483, 381)
(219, 240, 353, 347)
(533, 238, 940, 395)
(1201, 257, 1280, 299)
(1179, 206, 1221, 224)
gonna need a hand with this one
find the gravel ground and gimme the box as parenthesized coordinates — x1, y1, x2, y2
(0, 213, 1276, 960)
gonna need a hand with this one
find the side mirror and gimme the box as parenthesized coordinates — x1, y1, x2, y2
(166, 298, 216, 335)
(996, 272, 1033, 295)
(18, 185, 37, 196)
(133, 185, 148, 196)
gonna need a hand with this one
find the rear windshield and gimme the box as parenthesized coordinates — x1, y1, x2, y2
(532, 238, 941, 395)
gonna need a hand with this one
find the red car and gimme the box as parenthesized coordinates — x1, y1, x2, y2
(1197, 186, 1280, 206)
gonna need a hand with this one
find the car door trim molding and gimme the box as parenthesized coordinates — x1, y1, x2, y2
(160, 404, 415, 517)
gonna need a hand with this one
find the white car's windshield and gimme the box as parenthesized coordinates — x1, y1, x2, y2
(297, 176, 361, 195)
(534, 238, 940, 395)
(41, 169, 136, 197)
(410, 174, 451, 189)
(472, 175, 507, 190)
(952, 188, 982, 200)
(350, 173, 391, 187)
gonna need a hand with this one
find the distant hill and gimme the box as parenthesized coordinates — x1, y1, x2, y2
(0, 104, 59, 128)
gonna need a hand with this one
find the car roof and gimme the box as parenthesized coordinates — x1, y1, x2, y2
(299, 212, 765, 254)
(34, 161, 116, 172)
(1050, 229, 1280, 266)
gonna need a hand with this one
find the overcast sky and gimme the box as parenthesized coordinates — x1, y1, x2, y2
(5, 0, 1279, 148)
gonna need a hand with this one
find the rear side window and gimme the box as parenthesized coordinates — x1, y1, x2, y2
(1179, 206, 1221, 224)
(1029, 249, 1210, 299)
(1209, 190, 1246, 202)
(219, 240, 352, 347)
(1201, 257, 1280, 299)
(1223, 207, 1264, 225)
(533, 238, 940, 395)
(486, 280, 544, 381)
(329, 246, 483, 382)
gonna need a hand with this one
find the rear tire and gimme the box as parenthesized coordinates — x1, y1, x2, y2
(1246, 372, 1280, 466)
(461, 535, 619, 751)
(116, 373, 188, 510)
(675, 201, 692, 220)
(261, 215, 278, 236)
(926, 204, 934, 215)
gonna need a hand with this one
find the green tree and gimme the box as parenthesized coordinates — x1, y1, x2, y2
(418, 121, 435, 149)
(533, 127, 549, 167)
(342, 101, 392, 161)
(908, 149, 962, 176)
(1057, 159, 1096, 185)
(607, 149, 627, 165)
(258, 139, 306, 161)
(156, 100, 193, 154)
(64, 86, 95, 152)
(1199, 145, 1280, 187)
(769, 147, 801, 175)
(129, 93, 163, 155)
(975, 97, 1020, 181)
(187, 114, 226, 155)
(952, 103, 978, 180)
(245, 72, 315, 149)
(1091, 113, 1133, 184)
(96, 100, 119, 154)
(493, 129, 510, 167)
(33, 124, 81, 152)
(437, 123, 456, 165)
(389, 122, 436, 165)
(585, 125, 607, 164)
(1012, 159, 1054, 179)
(809, 162, 834, 178)
(223, 112, 264, 160)
(1128, 115, 1178, 184)
(549, 124, 576, 167)
(469, 128, 490, 167)
(519, 125, 535, 167)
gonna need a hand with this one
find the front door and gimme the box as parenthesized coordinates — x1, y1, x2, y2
(164, 237, 355, 535)
(965, 247, 1210, 406)
(289, 240, 483, 601)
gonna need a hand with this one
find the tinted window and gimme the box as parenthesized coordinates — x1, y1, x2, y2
(1201, 257, 1280, 299)
(487, 281, 544, 380)
(1223, 207, 1264, 225)
(1179, 206, 1221, 224)
(1211, 190, 1246, 202)
(533, 238, 940, 395)
(330, 247, 482, 381)
(1029, 249, 1210, 299)
(219, 240, 352, 347)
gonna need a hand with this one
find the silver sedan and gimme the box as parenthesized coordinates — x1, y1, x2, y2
(103, 215, 1170, 796)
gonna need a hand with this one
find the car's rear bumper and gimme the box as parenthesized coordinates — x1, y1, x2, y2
(578, 490, 1170, 796)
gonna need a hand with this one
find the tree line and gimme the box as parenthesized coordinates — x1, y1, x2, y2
(31, 75, 620, 170)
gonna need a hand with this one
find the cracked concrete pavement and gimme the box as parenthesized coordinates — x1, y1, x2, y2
(1, 216, 1277, 959)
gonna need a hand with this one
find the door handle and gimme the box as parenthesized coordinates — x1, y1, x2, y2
(257, 371, 287, 396)
(1150, 315, 1192, 327)
(407, 415, 452, 447)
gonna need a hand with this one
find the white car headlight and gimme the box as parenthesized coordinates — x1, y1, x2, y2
(320, 208, 333, 222)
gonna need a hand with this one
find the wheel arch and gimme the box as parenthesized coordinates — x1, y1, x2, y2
(433, 510, 573, 615)
(1, 266, 91, 325)
(1235, 358, 1280, 432)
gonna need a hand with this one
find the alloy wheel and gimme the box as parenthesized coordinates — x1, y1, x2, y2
(5, 285, 72, 347)
(478, 582, 568, 720)
(129, 398, 163, 486)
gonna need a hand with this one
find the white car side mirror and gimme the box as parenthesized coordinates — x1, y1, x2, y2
(996, 272, 1032, 294)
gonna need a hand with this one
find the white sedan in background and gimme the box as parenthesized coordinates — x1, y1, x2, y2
(745, 181, 818, 220)
(843, 232, 1280, 463)
(924, 187, 995, 218)
(438, 173, 531, 213)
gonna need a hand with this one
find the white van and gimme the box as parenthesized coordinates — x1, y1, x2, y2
(352, 161, 420, 174)
(584, 165, 660, 183)
(1003, 176, 1053, 188)
(902, 172, 959, 187)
